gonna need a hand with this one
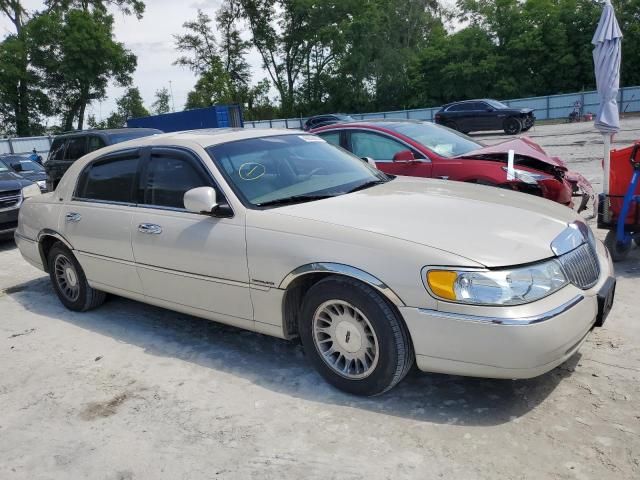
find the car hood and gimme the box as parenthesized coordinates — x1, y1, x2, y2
(274, 177, 577, 267)
(0, 171, 31, 191)
(458, 137, 566, 169)
(14, 170, 46, 182)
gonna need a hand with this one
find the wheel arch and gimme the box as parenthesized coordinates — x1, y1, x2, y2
(36, 229, 74, 273)
(279, 263, 406, 339)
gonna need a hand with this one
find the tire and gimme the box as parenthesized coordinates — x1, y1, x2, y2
(299, 276, 414, 396)
(47, 243, 106, 311)
(503, 117, 523, 135)
(604, 230, 632, 262)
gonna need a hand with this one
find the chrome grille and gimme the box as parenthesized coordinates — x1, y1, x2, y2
(0, 189, 21, 209)
(559, 243, 600, 290)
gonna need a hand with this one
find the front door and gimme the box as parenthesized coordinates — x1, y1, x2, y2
(130, 147, 253, 326)
(61, 149, 143, 294)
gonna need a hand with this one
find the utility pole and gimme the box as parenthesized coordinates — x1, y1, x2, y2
(169, 81, 176, 112)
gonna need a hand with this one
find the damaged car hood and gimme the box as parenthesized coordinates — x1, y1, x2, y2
(458, 137, 567, 169)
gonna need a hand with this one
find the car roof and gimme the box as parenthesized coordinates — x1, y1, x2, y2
(312, 119, 423, 132)
(442, 99, 502, 107)
(53, 128, 163, 139)
(89, 128, 306, 151)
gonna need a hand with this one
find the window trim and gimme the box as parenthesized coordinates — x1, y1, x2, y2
(336, 128, 429, 163)
(137, 146, 233, 216)
(72, 147, 143, 206)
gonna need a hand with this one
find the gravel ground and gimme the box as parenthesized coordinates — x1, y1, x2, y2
(1, 119, 639, 480)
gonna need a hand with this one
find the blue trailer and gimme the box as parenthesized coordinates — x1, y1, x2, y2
(127, 104, 243, 132)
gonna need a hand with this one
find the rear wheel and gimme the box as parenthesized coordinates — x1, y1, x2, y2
(503, 117, 523, 135)
(604, 230, 632, 262)
(299, 276, 414, 396)
(47, 243, 106, 311)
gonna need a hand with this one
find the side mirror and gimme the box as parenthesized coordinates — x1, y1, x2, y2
(361, 157, 377, 168)
(184, 186, 218, 214)
(392, 150, 416, 162)
(12, 163, 23, 172)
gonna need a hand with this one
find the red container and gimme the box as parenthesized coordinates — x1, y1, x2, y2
(606, 141, 640, 225)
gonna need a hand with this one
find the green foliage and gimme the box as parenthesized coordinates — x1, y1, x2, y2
(152, 87, 172, 114)
(90, 86, 149, 128)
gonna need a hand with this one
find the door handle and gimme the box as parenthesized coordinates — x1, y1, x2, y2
(65, 212, 81, 223)
(138, 223, 162, 235)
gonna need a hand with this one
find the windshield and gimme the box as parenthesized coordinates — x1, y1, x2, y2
(385, 122, 482, 158)
(8, 159, 44, 172)
(208, 134, 388, 207)
(486, 99, 509, 109)
(0, 161, 8, 172)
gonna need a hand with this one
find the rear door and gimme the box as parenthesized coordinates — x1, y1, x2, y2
(61, 148, 143, 294)
(130, 147, 253, 326)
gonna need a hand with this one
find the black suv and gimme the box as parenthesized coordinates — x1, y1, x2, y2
(45, 128, 162, 191)
(434, 99, 535, 135)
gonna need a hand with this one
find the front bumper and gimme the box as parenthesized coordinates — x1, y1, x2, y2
(400, 240, 613, 379)
(0, 207, 19, 236)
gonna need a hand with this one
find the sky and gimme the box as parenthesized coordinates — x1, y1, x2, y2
(1, 0, 458, 125)
(0, 0, 266, 123)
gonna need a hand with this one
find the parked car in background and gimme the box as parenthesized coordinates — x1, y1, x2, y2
(303, 114, 354, 131)
(434, 99, 535, 135)
(15, 129, 614, 395)
(0, 162, 41, 237)
(313, 120, 593, 211)
(0, 155, 47, 192)
(45, 128, 162, 191)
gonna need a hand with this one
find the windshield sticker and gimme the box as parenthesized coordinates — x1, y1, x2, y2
(239, 162, 266, 181)
(299, 135, 325, 142)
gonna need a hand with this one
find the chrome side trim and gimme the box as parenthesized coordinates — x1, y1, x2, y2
(279, 262, 405, 306)
(36, 229, 74, 250)
(417, 295, 584, 326)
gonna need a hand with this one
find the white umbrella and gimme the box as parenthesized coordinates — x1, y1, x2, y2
(592, 0, 622, 202)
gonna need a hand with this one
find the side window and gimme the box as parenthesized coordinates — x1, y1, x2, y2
(87, 136, 106, 153)
(350, 131, 408, 161)
(318, 131, 341, 147)
(447, 104, 464, 112)
(142, 154, 210, 209)
(76, 156, 138, 203)
(49, 138, 67, 161)
(65, 137, 87, 160)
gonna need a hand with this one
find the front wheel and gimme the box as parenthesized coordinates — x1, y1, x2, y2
(604, 230, 632, 262)
(503, 117, 523, 135)
(47, 243, 106, 311)
(299, 276, 414, 396)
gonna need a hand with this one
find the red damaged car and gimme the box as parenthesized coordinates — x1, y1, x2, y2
(312, 120, 593, 211)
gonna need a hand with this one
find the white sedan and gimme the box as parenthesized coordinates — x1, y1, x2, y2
(15, 129, 615, 395)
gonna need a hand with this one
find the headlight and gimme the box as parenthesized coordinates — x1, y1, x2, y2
(501, 166, 551, 185)
(21, 183, 42, 199)
(426, 260, 568, 306)
(36, 180, 47, 190)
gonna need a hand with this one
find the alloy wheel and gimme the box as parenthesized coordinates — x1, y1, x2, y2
(312, 299, 379, 379)
(54, 254, 80, 302)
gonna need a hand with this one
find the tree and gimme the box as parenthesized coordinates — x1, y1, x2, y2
(29, 8, 137, 130)
(92, 87, 149, 128)
(0, 0, 43, 135)
(152, 87, 171, 114)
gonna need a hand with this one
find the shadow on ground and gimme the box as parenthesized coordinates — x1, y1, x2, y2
(6, 276, 578, 427)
